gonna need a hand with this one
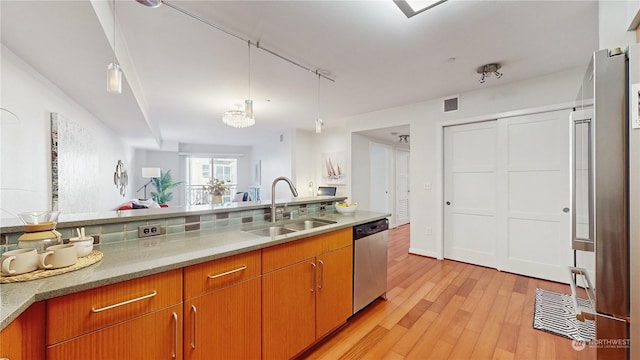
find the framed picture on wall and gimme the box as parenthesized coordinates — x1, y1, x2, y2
(321, 151, 346, 185)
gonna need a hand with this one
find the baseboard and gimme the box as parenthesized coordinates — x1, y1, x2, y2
(408, 248, 441, 259)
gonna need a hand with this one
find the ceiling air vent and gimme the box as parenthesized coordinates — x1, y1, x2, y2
(443, 96, 459, 112)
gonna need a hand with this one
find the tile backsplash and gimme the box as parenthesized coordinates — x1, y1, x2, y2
(0, 201, 336, 254)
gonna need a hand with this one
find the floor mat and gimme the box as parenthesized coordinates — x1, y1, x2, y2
(532, 288, 595, 342)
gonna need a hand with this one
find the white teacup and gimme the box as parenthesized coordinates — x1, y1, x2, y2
(38, 244, 77, 269)
(69, 236, 94, 257)
(1, 248, 39, 275)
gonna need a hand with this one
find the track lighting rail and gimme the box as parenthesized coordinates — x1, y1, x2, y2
(161, 0, 335, 82)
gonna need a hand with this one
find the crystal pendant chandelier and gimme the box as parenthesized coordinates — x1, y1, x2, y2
(222, 104, 255, 128)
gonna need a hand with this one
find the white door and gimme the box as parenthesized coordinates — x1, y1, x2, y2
(443, 110, 572, 283)
(444, 121, 498, 269)
(497, 110, 572, 283)
(396, 149, 410, 226)
(370, 142, 392, 218)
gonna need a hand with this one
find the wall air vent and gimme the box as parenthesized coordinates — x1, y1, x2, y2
(443, 96, 459, 112)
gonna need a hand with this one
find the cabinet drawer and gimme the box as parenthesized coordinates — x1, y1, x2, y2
(262, 228, 352, 273)
(47, 304, 183, 360)
(46, 269, 182, 345)
(319, 228, 352, 254)
(183, 250, 261, 299)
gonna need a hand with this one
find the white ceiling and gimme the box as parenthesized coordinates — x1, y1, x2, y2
(1, 0, 599, 148)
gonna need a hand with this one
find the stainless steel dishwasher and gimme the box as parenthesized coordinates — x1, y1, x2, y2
(353, 218, 389, 314)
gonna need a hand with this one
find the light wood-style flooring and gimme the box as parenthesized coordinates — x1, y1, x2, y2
(304, 224, 596, 359)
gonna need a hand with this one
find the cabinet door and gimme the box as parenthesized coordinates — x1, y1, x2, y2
(184, 278, 261, 360)
(47, 304, 183, 360)
(316, 245, 353, 337)
(47, 269, 182, 345)
(262, 260, 316, 360)
(0, 301, 45, 360)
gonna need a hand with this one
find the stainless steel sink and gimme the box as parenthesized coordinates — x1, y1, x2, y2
(246, 226, 296, 237)
(244, 218, 336, 236)
(282, 219, 336, 231)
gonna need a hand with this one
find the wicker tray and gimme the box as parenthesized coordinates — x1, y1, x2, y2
(0, 250, 103, 283)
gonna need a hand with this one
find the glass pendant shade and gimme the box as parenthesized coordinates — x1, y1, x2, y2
(315, 118, 323, 134)
(244, 99, 254, 120)
(107, 63, 122, 94)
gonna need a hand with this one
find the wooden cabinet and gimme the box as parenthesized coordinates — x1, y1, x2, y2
(183, 250, 261, 360)
(262, 228, 353, 360)
(0, 301, 45, 360)
(315, 245, 353, 337)
(47, 304, 182, 360)
(4, 226, 357, 360)
(46, 269, 183, 360)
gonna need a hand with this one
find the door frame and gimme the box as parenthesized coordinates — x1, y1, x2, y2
(434, 102, 579, 260)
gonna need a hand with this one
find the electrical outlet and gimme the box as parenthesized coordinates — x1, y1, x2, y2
(299, 206, 307, 215)
(138, 224, 162, 238)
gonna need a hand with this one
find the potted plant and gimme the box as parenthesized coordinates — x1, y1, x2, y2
(150, 170, 183, 204)
(203, 178, 227, 204)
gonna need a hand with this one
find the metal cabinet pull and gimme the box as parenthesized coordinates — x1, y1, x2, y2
(90, 290, 157, 313)
(172, 312, 178, 359)
(310, 263, 316, 292)
(318, 260, 324, 289)
(207, 265, 247, 279)
(191, 305, 197, 349)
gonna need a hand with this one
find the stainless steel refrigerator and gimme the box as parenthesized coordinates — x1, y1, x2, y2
(570, 44, 639, 360)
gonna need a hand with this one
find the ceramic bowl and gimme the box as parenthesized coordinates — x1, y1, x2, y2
(335, 203, 358, 215)
(69, 237, 94, 257)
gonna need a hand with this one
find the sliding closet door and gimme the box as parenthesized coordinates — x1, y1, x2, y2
(443, 110, 571, 283)
(497, 110, 571, 282)
(443, 121, 498, 269)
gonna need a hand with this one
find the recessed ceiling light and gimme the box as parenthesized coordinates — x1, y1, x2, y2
(394, 0, 447, 18)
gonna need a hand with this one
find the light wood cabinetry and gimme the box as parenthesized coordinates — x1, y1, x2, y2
(315, 245, 353, 337)
(46, 269, 183, 360)
(0, 301, 45, 360)
(183, 250, 261, 360)
(262, 228, 353, 360)
(47, 304, 182, 360)
(4, 226, 357, 360)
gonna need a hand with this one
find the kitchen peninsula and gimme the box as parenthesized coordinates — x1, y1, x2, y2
(0, 196, 389, 359)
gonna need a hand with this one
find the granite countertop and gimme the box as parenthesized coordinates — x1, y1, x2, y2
(0, 210, 388, 330)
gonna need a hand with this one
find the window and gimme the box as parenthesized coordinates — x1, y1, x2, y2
(185, 156, 237, 204)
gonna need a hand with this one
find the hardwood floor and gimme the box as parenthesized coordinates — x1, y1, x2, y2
(304, 224, 596, 360)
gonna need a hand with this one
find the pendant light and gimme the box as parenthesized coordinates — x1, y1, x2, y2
(107, 0, 122, 94)
(315, 72, 323, 134)
(222, 104, 254, 128)
(222, 41, 255, 128)
(244, 40, 254, 122)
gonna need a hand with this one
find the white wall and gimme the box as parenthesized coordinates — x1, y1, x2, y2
(253, 130, 294, 200)
(293, 129, 316, 197)
(346, 66, 586, 257)
(599, 0, 638, 49)
(0, 45, 133, 219)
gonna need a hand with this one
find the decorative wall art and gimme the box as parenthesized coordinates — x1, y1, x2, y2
(51, 113, 99, 213)
(113, 160, 128, 197)
(321, 151, 347, 185)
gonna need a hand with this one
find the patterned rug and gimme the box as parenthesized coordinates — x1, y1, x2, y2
(532, 288, 595, 342)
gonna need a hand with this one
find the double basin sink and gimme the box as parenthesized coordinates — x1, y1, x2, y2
(244, 218, 337, 237)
